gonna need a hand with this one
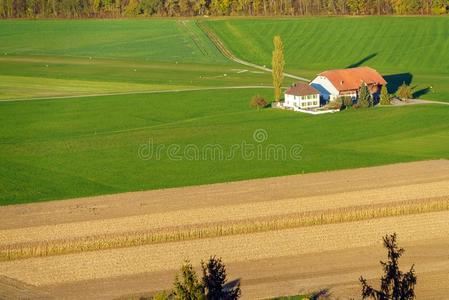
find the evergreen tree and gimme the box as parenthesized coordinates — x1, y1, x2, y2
(380, 85, 391, 105)
(272, 35, 285, 102)
(202, 256, 241, 300)
(173, 260, 204, 300)
(360, 233, 417, 300)
(357, 82, 372, 108)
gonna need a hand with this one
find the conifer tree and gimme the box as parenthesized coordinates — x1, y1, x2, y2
(380, 85, 391, 105)
(360, 233, 417, 300)
(358, 82, 372, 108)
(202, 256, 241, 300)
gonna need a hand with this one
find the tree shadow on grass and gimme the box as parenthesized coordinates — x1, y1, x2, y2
(383, 73, 413, 94)
(346, 53, 377, 68)
(413, 87, 431, 98)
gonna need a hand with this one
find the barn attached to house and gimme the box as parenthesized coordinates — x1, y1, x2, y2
(284, 83, 321, 110)
(310, 66, 387, 102)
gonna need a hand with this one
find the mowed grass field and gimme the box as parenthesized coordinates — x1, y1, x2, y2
(204, 17, 449, 101)
(1, 90, 448, 205)
(0, 18, 448, 205)
(0, 20, 272, 99)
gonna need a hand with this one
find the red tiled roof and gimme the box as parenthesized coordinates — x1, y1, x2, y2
(285, 83, 320, 96)
(319, 67, 387, 92)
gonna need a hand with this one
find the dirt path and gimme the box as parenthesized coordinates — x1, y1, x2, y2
(390, 98, 449, 106)
(197, 21, 310, 82)
(0, 85, 272, 102)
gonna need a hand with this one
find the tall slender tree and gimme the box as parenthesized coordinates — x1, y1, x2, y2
(272, 35, 285, 102)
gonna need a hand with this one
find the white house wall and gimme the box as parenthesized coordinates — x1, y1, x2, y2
(284, 94, 320, 109)
(310, 76, 340, 101)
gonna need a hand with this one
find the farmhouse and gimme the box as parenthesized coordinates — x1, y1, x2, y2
(310, 66, 387, 102)
(284, 83, 321, 110)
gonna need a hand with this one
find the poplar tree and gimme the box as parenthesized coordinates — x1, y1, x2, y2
(272, 35, 285, 102)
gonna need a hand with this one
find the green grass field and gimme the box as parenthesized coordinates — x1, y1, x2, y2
(0, 18, 448, 205)
(1, 89, 448, 205)
(204, 17, 449, 101)
(0, 19, 227, 63)
(0, 19, 272, 100)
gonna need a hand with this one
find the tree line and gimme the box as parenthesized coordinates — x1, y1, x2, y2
(0, 0, 448, 18)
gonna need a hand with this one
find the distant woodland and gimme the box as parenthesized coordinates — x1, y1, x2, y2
(0, 0, 448, 18)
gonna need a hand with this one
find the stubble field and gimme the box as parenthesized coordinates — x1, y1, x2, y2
(0, 160, 449, 299)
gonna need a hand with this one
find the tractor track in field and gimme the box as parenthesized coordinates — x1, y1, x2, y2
(177, 20, 210, 57)
(196, 21, 310, 82)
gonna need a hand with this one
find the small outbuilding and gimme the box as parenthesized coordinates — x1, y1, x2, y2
(284, 83, 320, 110)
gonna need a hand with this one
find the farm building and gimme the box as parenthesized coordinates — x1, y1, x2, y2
(284, 83, 321, 110)
(310, 66, 387, 102)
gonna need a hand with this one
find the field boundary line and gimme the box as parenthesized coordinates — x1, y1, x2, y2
(0, 86, 273, 103)
(197, 21, 310, 82)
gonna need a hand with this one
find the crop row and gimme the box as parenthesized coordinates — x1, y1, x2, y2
(1, 197, 448, 262)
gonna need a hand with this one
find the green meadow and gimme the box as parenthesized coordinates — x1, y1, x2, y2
(0, 19, 226, 63)
(0, 18, 448, 205)
(0, 19, 272, 100)
(205, 17, 449, 101)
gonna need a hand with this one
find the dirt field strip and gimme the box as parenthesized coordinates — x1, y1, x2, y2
(1, 180, 448, 247)
(0, 276, 52, 300)
(1, 211, 448, 287)
(39, 238, 449, 300)
(1, 160, 449, 299)
(2, 197, 448, 261)
(1, 160, 448, 231)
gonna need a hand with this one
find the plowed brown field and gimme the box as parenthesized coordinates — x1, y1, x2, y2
(1, 160, 449, 299)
